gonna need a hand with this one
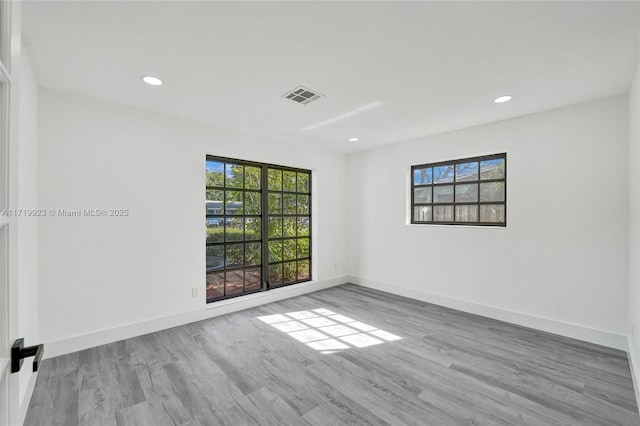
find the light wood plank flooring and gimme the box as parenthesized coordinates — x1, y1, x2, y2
(25, 284, 639, 425)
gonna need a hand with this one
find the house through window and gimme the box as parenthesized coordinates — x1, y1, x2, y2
(205, 156, 311, 302)
(411, 153, 506, 226)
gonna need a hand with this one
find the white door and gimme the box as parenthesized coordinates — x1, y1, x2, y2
(0, 223, 11, 426)
(0, 1, 19, 424)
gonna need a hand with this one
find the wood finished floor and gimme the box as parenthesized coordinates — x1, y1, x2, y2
(25, 284, 639, 426)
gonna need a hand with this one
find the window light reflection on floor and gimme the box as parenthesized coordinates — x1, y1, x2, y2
(257, 308, 402, 354)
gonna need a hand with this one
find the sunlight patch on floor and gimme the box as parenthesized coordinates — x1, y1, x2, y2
(257, 308, 402, 354)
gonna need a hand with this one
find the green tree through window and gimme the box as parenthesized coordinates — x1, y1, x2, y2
(206, 157, 311, 302)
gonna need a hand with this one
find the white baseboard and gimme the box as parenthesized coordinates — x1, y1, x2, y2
(43, 273, 626, 356)
(17, 371, 37, 426)
(44, 275, 348, 359)
(349, 275, 627, 351)
(627, 337, 640, 412)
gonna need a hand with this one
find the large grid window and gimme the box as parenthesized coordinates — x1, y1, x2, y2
(205, 156, 311, 302)
(205, 159, 263, 300)
(411, 153, 506, 226)
(267, 167, 311, 288)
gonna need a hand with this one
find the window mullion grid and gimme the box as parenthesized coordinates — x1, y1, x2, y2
(261, 165, 269, 291)
(293, 172, 298, 283)
(477, 176, 480, 220)
(453, 166, 457, 223)
(222, 171, 228, 297)
(242, 235, 246, 294)
(412, 179, 417, 223)
(412, 154, 505, 226)
(207, 158, 311, 301)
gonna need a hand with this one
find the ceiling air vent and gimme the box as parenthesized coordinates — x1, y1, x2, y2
(282, 86, 323, 105)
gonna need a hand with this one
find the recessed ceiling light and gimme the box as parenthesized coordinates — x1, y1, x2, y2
(348, 137, 360, 142)
(494, 95, 512, 103)
(142, 75, 163, 86)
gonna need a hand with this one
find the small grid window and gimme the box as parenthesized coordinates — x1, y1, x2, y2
(411, 153, 506, 226)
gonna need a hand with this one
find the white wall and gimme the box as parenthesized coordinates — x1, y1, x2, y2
(34, 85, 633, 357)
(628, 62, 640, 396)
(347, 95, 629, 348)
(16, 48, 39, 412)
(37, 88, 348, 355)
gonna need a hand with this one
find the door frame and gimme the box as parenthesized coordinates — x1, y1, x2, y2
(0, 1, 22, 425)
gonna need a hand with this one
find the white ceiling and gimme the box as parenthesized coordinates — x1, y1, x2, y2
(22, 1, 640, 154)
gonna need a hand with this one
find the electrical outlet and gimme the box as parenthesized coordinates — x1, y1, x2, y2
(334, 263, 337, 270)
(192, 287, 199, 298)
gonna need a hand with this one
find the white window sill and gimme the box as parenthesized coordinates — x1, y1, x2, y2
(405, 223, 507, 229)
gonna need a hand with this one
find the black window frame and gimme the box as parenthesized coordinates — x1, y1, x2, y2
(411, 153, 507, 227)
(205, 155, 312, 303)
